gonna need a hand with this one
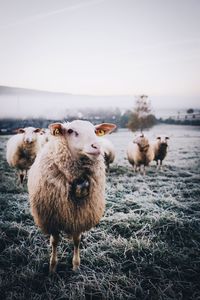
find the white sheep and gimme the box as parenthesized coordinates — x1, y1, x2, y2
(28, 120, 116, 272)
(6, 127, 42, 183)
(152, 136, 169, 169)
(98, 137, 115, 171)
(127, 133, 154, 175)
(38, 128, 50, 148)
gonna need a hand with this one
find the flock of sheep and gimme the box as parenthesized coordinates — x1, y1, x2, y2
(127, 133, 169, 175)
(6, 120, 169, 272)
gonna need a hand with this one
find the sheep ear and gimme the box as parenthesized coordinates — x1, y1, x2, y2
(49, 123, 64, 136)
(17, 128, 25, 134)
(95, 123, 116, 136)
(34, 128, 41, 133)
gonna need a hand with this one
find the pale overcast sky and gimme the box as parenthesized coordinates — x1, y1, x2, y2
(0, 0, 200, 114)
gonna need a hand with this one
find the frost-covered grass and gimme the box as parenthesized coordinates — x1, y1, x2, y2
(0, 125, 200, 299)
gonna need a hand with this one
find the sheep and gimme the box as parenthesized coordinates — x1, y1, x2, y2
(6, 127, 42, 183)
(98, 137, 115, 171)
(127, 133, 154, 175)
(152, 136, 169, 169)
(28, 120, 116, 272)
(38, 128, 50, 148)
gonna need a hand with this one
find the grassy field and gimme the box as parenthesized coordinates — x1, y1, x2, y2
(0, 124, 200, 300)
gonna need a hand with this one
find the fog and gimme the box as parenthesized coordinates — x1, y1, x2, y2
(0, 86, 199, 119)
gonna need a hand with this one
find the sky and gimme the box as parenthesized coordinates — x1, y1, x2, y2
(0, 0, 200, 117)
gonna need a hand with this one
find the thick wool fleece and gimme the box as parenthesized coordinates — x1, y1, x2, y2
(28, 137, 106, 236)
(6, 134, 40, 171)
(127, 141, 154, 167)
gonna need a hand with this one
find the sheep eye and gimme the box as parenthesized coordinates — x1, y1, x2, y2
(67, 129, 73, 134)
(54, 129, 60, 135)
(68, 129, 79, 136)
(18, 129, 25, 134)
(95, 129, 105, 136)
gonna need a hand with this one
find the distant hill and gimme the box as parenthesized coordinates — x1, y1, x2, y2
(0, 85, 70, 96)
(1, 86, 199, 121)
(0, 85, 74, 119)
(0, 85, 134, 119)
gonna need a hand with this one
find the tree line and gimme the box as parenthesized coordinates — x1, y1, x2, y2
(1, 96, 199, 134)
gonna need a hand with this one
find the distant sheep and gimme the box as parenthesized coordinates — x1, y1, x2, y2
(38, 128, 50, 147)
(28, 120, 116, 272)
(127, 133, 154, 175)
(98, 137, 115, 171)
(153, 136, 169, 168)
(6, 127, 42, 183)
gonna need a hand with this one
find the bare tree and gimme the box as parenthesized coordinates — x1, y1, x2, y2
(187, 108, 194, 114)
(127, 95, 156, 132)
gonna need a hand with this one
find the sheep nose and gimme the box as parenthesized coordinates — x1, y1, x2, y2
(24, 138, 32, 144)
(91, 143, 99, 149)
(87, 143, 101, 156)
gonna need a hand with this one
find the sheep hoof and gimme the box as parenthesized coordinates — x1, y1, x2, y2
(72, 265, 80, 272)
(72, 258, 80, 272)
(49, 265, 57, 273)
(49, 260, 57, 273)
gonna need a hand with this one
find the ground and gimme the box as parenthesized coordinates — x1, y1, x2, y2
(0, 124, 200, 300)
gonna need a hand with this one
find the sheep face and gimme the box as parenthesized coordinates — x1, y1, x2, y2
(49, 120, 116, 160)
(156, 136, 169, 149)
(133, 134, 149, 149)
(18, 127, 41, 144)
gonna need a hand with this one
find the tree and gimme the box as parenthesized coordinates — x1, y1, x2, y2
(127, 95, 156, 132)
(120, 110, 131, 128)
(187, 108, 194, 114)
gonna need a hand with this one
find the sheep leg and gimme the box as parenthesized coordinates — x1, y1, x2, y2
(143, 166, 146, 176)
(18, 170, 27, 184)
(49, 234, 59, 273)
(72, 234, 81, 271)
(18, 171, 24, 184)
(139, 166, 142, 175)
(139, 166, 143, 175)
(106, 163, 110, 173)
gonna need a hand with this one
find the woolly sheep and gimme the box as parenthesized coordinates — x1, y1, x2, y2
(127, 133, 154, 175)
(152, 136, 169, 169)
(6, 127, 42, 183)
(98, 137, 115, 171)
(28, 120, 116, 272)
